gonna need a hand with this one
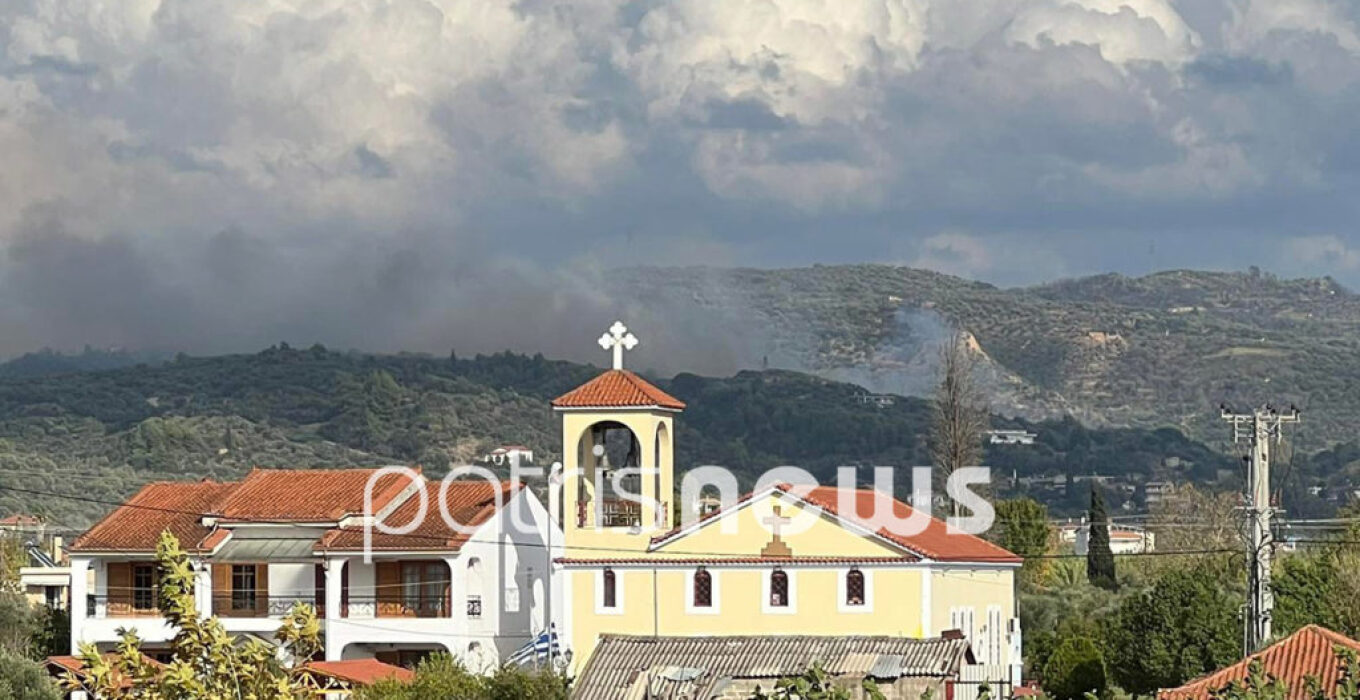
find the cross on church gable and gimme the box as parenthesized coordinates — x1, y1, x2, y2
(760, 504, 794, 559)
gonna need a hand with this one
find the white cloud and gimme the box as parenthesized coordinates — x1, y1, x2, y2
(0, 0, 1358, 354)
(1287, 234, 1360, 271)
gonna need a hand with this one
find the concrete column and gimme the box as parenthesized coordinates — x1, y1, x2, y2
(324, 558, 346, 661)
(194, 560, 213, 619)
(68, 557, 90, 655)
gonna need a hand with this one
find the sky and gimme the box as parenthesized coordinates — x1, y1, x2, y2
(2, 0, 1360, 361)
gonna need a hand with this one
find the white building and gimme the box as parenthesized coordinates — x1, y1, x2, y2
(1074, 524, 1155, 555)
(987, 430, 1037, 446)
(68, 468, 561, 670)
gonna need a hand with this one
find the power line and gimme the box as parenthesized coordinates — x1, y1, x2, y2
(0, 483, 1241, 563)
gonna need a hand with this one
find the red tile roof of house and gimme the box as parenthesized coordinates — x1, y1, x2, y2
(71, 480, 239, 553)
(647, 484, 1020, 564)
(70, 468, 490, 554)
(300, 659, 415, 686)
(218, 468, 416, 521)
(551, 370, 685, 410)
(48, 653, 163, 689)
(317, 480, 519, 551)
(1159, 625, 1360, 700)
(0, 514, 42, 526)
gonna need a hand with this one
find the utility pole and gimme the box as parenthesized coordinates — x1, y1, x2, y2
(1222, 403, 1299, 654)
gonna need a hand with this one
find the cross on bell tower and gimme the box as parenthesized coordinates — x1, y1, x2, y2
(598, 321, 638, 370)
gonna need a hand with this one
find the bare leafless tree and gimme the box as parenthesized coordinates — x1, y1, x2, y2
(931, 331, 989, 517)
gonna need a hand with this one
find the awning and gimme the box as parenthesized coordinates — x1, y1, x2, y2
(213, 537, 318, 561)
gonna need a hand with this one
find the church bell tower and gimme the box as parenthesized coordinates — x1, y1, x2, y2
(552, 322, 684, 556)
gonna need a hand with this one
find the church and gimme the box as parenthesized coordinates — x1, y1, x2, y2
(551, 323, 1023, 680)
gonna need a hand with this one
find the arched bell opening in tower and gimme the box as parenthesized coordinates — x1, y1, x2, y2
(576, 421, 643, 528)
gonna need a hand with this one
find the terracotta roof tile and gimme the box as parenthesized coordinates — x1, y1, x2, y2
(70, 468, 431, 553)
(300, 659, 415, 686)
(557, 556, 919, 566)
(317, 480, 519, 551)
(70, 480, 238, 553)
(1159, 625, 1360, 700)
(218, 468, 416, 521)
(551, 370, 685, 410)
(799, 486, 1021, 563)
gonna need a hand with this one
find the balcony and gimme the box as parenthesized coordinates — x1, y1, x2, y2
(212, 594, 319, 618)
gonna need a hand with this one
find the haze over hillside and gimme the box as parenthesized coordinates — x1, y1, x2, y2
(1, 344, 1317, 527)
(607, 265, 1357, 447)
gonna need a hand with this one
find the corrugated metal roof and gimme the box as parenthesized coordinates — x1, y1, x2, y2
(572, 635, 972, 700)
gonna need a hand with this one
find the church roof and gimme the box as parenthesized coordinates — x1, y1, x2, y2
(647, 484, 1021, 564)
(551, 369, 685, 410)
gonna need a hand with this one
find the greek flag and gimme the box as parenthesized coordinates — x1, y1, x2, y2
(508, 624, 561, 666)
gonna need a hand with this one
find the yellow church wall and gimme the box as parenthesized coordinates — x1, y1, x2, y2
(565, 564, 930, 674)
(928, 566, 1018, 667)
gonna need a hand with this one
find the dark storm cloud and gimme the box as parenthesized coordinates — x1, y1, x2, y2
(2, 0, 1360, 368)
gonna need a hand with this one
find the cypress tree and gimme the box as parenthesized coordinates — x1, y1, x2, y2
(1086, 483, 1118, 590)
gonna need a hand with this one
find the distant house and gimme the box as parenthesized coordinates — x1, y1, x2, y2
(1144, 481, 1176, 506)
(570, 634, 975, 700)
(1159, 625, 1360, 700)
(484, 445, 534, 466)
(1075, 525, 1155, 555)
(987, 430, 1036, 446)
(857, 393, 896, 408)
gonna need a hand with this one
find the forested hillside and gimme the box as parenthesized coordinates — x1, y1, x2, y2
(0, 345, 1299, 526)
(610, 265, 1360, 445)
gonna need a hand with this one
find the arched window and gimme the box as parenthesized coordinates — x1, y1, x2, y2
(770, 569, 788, 607)
(602, 568, 617, 608)
(846, 568, 865, 606)
(693, 568, 712, 608)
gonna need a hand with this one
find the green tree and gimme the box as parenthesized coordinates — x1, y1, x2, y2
(355, 654, 568, 700)
(1104, 568, 1239, 695)
(1085, 485, 1116, 590)
(29, 604, 69, 660)
(0, 647, 61, 700)
(1041, 637, 1106, 700)
(0, 591, 37, 657)
(64, 531, 322, 699)
(750, 662, 874, 699)
(991, 498, 1051, 588)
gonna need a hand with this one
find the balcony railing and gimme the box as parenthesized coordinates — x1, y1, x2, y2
(85, 595, 320, 619)
(211, 595, 319, 618)
(87, 594, 461, 620)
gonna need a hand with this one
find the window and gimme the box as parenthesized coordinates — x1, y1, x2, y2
(132, 564, 157, 611)
(693, 568, 712, 608)
(846, 568, 865, 606)
(602, 568, 617, 608)
(230, 565, 257, 611)
(401, 562, 450, 617)
(769, 569, 788, 607)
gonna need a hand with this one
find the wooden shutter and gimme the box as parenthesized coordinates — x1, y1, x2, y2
(342, 565, 349, 619)
(106, 563, 131, 616)
(376, 561, 402, 618)
(254, 564, 269, 617)
(314, 564, 325, 618)
(212, 564, 230, 614)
